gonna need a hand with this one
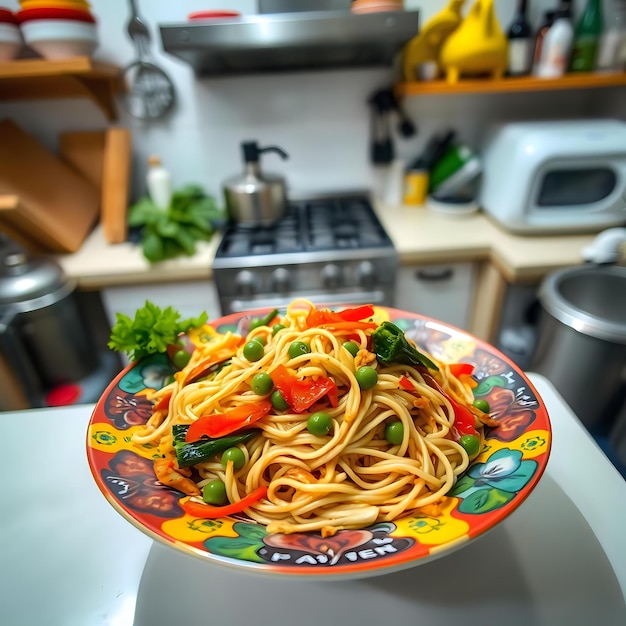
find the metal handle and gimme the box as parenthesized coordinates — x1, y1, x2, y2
(415, 267, 454, 282)
(259, 145, 289, 161)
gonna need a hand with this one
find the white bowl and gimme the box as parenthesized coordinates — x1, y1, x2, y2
(0, 23, 23, 61)
(20, 18, 97, 59)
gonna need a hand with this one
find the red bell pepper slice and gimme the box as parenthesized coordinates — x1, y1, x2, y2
(448, 363, 475, 378)
(305, 305, 376, 329)
(181, 486, 268, 519)
(185, 400, 272, 441)
(399, 375, 415, 392)
(270, 364, 338, 413)
(401, 373, 477, 436)
(153, 390, 172, 412)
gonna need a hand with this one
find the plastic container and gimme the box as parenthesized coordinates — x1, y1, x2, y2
(146, 155, 172, 210)
(530, 265, 626, 433)
(535, 11, 573, 78)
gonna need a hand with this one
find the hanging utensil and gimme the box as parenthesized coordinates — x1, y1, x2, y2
(120, 0, 176, 120)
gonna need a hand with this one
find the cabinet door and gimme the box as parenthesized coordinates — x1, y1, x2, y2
(394, 263, 476, 330)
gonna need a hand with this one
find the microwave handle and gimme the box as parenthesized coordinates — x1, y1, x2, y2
(0, 310, 44, 407)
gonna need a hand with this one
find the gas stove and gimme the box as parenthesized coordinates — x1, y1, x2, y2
(212, 194, 398, 314)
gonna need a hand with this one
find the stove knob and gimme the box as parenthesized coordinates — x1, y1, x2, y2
(321, 263, 342, 289)
(235, 270, 257, 297)
(357, 260, 377, 289)
(272, 267, 291, 294)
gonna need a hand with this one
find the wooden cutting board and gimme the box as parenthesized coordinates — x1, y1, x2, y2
(58, 130, 106, 189)
(59, 127, 132, 244)
(0, 119, 100, 253)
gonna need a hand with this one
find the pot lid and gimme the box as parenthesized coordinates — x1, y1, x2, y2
(0, 245, 70, 306)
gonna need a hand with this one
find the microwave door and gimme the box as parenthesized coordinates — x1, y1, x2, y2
(535, 165, 623, 211)
(528, 159, 626, 228)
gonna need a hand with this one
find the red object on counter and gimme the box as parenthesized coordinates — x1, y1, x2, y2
(17, 8, 96, 23)
(188, 10, 241, 20)
(0, 8, 18, 24)
(46, 384, 81, 407)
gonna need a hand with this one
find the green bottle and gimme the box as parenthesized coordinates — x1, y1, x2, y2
(569, 0, 604, 72)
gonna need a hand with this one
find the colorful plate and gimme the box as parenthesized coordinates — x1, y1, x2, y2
(87, 306, 551, 579)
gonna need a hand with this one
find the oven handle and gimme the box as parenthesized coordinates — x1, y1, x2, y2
(229, 290, 388, 313)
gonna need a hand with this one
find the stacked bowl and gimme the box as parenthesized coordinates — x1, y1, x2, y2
(16, 0, 99, 59)
(0, 8, 22, 61)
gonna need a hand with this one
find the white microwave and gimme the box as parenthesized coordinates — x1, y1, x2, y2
(479, 120, 626, 235)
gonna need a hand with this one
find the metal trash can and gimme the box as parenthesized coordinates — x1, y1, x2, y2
(530, 265, 626, 434)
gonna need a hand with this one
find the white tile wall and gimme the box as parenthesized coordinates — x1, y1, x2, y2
(0, 0, 620, 204)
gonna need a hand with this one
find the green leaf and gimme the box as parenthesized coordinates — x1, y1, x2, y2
(171, 227, 197, 256)
(449, 473, 476, 497)
(141, 229, 165, 263)
(128, 197, 164, 226)
(457, 487, 515, 515)
(108, 301, 208, 361)
(155, 218, 181, 238)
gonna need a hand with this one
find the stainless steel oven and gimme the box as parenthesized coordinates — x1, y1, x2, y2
(212, 194, 398, 314)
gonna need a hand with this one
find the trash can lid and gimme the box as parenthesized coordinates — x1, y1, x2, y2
(538, 265, 626, 344)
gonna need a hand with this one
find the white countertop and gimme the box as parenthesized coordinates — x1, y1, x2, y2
(56, 203, 596, 289)
(1, 374, 624, 626)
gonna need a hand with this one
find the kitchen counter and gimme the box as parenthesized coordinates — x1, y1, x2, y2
(1, 374, 625, 625)
(374, 202, 597, 283)
(57, 203, 596, 290)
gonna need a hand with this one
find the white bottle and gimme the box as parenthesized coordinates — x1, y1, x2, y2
(596, 4, 626, 73)
(146, 155, 172, 210)
(536, 11, 574, 78)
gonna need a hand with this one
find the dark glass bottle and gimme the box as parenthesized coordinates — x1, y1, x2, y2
(508, 0, 533, 76)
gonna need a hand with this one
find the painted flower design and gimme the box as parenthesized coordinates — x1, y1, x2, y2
(106, 392, 153, 429)
(92, 430, 117, 446)
(450, 448, 537, 514)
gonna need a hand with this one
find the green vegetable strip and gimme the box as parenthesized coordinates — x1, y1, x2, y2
(255, 308, 279, 327)
(372, 321, 439, 371)
(172, 425, 259, 468)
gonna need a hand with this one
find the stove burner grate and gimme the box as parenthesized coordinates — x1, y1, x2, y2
(216, 195, 391, 259)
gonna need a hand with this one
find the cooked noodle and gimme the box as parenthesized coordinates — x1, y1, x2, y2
(133, 300, 483, 536)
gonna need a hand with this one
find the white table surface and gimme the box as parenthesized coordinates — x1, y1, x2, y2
(1, 374, 625, 626)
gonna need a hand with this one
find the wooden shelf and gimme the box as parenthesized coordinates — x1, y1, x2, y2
(0, 57, 122, 120)
(395, 71, 626, 97)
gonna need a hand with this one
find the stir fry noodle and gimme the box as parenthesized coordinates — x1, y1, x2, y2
(134, 300, 489, 537)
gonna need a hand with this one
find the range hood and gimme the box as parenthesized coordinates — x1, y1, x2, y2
(159, 10, 419, 77)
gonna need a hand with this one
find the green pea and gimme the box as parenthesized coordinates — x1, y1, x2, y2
(172, 349, 191, 369)
(307, 411, 332, 436)
(472, 398, 490, 413)
(272, 323, 286, 336)
(221, 446, 246, 471)
(288, 341, 310, 359)
(251, 372, 274, 395)
(249, 319, 263, 331)
(202, 480, 228, 505)
(343, 341, 360, 357)
(355, 365, 378, 390)
(385, 421, 404, 445)
(243, 340, 264, 362)
(271, 390, 290, 411)
(459, 434, 481, 457)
